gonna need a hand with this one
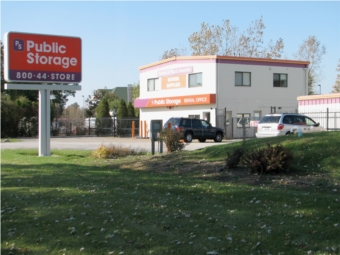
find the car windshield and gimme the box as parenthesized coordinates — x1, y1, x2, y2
(259, 116, 281, 124)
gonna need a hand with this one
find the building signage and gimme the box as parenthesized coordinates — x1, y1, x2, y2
(157, 66, 193, 77)
(134, 94, 216, 108)
(161, 75, 186, 89)
(4, 32, 82, 83)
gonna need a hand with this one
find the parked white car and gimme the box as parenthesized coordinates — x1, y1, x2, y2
(255, 113, 325, 138)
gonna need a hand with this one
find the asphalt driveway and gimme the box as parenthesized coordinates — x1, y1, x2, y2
(1, 136, 241, 153)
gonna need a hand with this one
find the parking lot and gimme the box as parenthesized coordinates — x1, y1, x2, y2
(1, 136, 241, 153)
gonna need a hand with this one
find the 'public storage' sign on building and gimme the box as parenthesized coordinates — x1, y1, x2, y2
(4, 32, 82, 83)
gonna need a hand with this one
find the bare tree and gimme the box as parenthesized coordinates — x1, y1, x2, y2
(187, 16, 284, 59)
(264, 38, 285, 59)
(294, 35, 326, 95)
(188, 22, 222, 56)
(332, 59, 340, 93)
(220, 19, 240, 56)
(238, 16, 265, 57)
(161, 48, 181, 60)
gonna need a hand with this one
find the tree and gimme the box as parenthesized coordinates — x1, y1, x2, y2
(96, 97, 111, 118)
(132, 83, 140, 101)
(188, 22, 222, 56)
(109, 98, 120, 115)
(161, 48, 181, 60)
(220, 19, 240, 56)
(187, 17, 284, 58)
(86, 89, 120, 117)
(294, 35, 326, 95)
(332, 59, 340, 93)
(95, 97, 112, 135)
(127, 102, 135, 117)
(132, 82, 140, 117)
(117, 99, 128, 118)
(237, 17, 284, 58)
(86, 90, 104, 117)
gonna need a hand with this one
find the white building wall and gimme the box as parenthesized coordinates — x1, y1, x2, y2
(138, 60, 217, 137)
(297, 94, 340, 130)
(298, 95, 340, 112)
(217, 62, 307, 117)
(140, 60, 216, 99)
(136, 56, 309, 138)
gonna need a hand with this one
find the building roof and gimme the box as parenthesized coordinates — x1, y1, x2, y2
(297, 93, 340, 101)
(139, 55, 310, 71)
(101, 87, 128, 101)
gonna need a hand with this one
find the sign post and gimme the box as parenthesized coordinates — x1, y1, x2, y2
(3, 32, 82, 156)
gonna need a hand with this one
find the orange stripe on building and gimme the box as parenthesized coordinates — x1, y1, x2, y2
(145, 94, 216, 108)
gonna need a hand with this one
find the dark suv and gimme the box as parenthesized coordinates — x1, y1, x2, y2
(163, 117, 224, 143)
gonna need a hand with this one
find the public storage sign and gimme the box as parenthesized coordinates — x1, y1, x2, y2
(4, 32, 82, 83)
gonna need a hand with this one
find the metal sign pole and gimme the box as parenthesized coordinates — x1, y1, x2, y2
(39, 89, 51, 156)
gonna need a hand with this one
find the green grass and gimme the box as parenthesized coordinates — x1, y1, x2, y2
(1, 132, 340, 255)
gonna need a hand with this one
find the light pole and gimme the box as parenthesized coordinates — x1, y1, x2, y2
(318, 84, 321, 94)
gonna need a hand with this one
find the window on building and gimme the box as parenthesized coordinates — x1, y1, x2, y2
(235, 72, 251, 86)
(189, 73, 202, 88)
(236, 113, 250, 128)
(188, 115, 200, 119)
(147, 78, 159, 91)
(273, 73, 288, 87)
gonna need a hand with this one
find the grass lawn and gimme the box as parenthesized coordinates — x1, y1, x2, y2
(1, 132, 340, 255)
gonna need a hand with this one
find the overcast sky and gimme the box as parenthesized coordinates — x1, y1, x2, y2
(1, 1, 339, 107)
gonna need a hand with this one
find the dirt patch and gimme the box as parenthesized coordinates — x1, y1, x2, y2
(119, 152, 329, 189)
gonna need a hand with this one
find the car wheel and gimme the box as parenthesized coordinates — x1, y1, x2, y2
(214, 133, 223, 142)
(184, 132, 193, 143)
(198, 138, 206, 143)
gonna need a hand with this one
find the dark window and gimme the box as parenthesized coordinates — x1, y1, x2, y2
(259, 116, 281, 123)
(283, 116, 293, 124)
(181, 119, 191, 127)
(235, 72, 251, 86)
(273, 73, 287, 87)
(192, 119, 202, 127)
(292, 116, 306, 125)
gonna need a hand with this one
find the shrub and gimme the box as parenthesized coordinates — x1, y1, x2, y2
(92, 144, 146, 159)
(243, 143, 294, 174)
(225, 146, 245, 169)
(159, 129, 186, 152)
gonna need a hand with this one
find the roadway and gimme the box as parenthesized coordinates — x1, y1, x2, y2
(1, 136, 241, 152)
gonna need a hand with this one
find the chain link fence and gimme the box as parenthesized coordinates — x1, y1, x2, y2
(51, 117, 140, 137)
(6, 110, 340, 139)
(298, 111, 340, 131)
(216, 109, 340, 139)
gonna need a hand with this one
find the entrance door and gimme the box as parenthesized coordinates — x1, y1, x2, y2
(203, 112, 210, 123)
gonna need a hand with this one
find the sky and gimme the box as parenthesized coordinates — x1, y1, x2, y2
(1, 1, 340, 108)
